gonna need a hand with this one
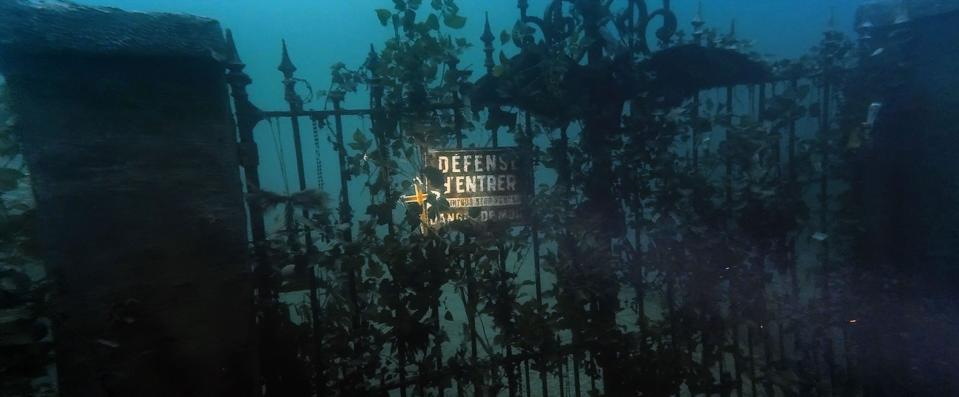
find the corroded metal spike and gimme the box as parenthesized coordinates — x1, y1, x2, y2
(729, 18, 736, 37)
(278, 39, 297, 77)
(366, 43, 379, 69)
(691, 1, 704, 28)
(482, 12, 495, 73)
(224, 29, 242, 66)
(691, 1, 705, 45)
(481, 12, 495, 44)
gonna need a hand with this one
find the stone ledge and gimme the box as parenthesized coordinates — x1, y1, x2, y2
(0, 0, 226, 61)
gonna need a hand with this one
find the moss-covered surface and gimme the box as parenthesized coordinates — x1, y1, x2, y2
(0, 27, 256, 397)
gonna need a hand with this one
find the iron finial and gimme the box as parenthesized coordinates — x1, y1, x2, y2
(518, 0, 528, 19)
(367, 43, 379, 70)
(224, 29, 252, 89)
(721, 18, 738, 50)
(481, 12, 496, 74)
(481, 12, 495, 44)
(691, 1, 705, 44)
(224, 29, 242, 66)
(278, 39, 297, 78)
(692, 1, 705, 27)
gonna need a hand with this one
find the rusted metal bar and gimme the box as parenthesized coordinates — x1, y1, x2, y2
(261, 102, 458, 120)
(277, 39, 329, 397)
(224, 30, 275, 397)
(329, 90, 362, 334)
(262, 108, 373, 118)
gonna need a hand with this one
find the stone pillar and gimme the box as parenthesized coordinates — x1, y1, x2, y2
(0, 1, 257, 396)
(856, 2, 959, 305)
(853, 1, 959, 395)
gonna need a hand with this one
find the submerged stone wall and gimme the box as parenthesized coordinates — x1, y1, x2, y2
(0, 1, 256, 396)
(854, 2, 959, 395)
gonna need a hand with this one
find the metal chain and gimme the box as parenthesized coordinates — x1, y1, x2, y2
(311, 118, 326, 190)
(268, 118, 291, 195)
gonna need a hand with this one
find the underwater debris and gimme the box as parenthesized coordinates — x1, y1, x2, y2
(95, 339, 119, 349)
(865, 102, 883, 128)
(280, 264, 297, 279)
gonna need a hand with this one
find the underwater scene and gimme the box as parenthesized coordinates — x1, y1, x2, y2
(1, 0, 958, 396)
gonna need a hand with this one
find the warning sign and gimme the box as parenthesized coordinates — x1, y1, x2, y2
(426, 147, 532, 225)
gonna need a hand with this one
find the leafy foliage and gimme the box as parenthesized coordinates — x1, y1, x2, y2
(262, 1, 872, 396)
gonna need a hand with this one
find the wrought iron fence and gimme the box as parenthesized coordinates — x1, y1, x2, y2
(223, 1, 849, 396)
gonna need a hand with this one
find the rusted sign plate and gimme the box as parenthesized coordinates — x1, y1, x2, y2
(426, 147, 532, 225)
